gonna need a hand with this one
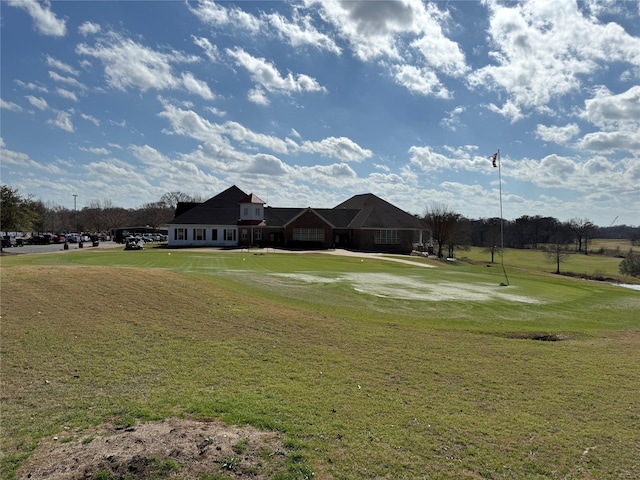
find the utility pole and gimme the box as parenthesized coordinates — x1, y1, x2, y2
(73, 194, 77, 232)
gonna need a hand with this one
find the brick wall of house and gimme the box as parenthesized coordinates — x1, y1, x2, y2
(284, 210, 333, 249)
(351, 229, 415, 254)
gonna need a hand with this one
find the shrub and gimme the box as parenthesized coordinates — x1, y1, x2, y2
(619, 250, 640, 277)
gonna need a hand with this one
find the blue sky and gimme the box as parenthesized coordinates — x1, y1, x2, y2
(1, 0, 639, 227)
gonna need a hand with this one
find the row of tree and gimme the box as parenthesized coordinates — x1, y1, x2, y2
(1, 186, 202, 235)
(423, 203, 638, 257)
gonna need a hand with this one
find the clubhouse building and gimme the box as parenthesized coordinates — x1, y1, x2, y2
(167, 185, 427, 254)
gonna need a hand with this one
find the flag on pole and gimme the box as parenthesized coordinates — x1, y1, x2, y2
(490, 152, 498, 168)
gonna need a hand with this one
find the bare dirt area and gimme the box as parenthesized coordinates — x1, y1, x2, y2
(18, 418, 290, 480)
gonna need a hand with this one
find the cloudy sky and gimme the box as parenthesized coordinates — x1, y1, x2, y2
(1, 0, 639, 226)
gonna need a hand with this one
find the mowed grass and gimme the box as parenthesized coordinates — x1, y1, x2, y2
(461, 245, 636, 283)
(1, 247, 640, 479)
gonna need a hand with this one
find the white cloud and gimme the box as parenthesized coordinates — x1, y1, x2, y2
(227, 48, 326, 98)
(205, 106, 226, 117)
(79, 146, 110, 155)
(1, 146, 62, 174)
(48, 71, 85, 90)
(57, 88, 78, 102)
(80, 113, 100, 126)
(181, 72, 214, 100)
(408, 145, 487, 172)
(192, 36, 219, 62)
(26, 95, 49, 110)
(535, 123, 580, 144)
(409, 11, 469, 77)
(247, 154, 290, 176)
(298, 136, 372, 163)
(506, 153, 637, 195)
(158, 102, 293, 154)
(76, 32, 207, 98)
(392, 64, 450, 98)
(294, 163, 357, 187)
(46, 56, 78, 76)
(440, 106, 465, 131)
(1, 99, 23, 111)
(47, 111, 74, 132)
(309, 0, 424, 61)
(188, 0, 261, 33)
(469, 0, 640, 120)
(577, 130, 640, 154)
(78, 21, 101, 36)
(7, 0, 66, 37)
(247, 87, 270, 106)
(290, 128, 302, 139)
(14, 80, 48, 93)
(264, 11, 341, 54)
(582, 85, 640, 128)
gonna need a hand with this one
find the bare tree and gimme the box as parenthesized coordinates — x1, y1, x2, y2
(160, 192, 198, 210)
(543, 220, 573, 274)
(137, 201, 174, 229)
(424, 203, 463, 258)
(568, 218, 595, 254)
(82, 200, 103, 232)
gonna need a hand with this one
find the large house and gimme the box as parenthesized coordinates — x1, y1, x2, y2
(167, 185, 427, 254)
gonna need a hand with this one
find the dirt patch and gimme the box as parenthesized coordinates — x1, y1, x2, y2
(504, 332, 568, 341)
(18, 418, 291, 480)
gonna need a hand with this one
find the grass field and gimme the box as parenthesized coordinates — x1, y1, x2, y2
(1, 246, 639, 479)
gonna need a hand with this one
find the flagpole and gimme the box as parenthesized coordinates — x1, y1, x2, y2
(497, 149, 509, 286)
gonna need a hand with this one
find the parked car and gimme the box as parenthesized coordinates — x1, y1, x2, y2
(2, 237, 16, 248)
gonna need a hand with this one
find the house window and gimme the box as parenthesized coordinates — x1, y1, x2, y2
(224, 229, 236, 241)
(175, 228, 187, 240)
(293, 228, 324, 242)
(193, 228, 205, 241)
(241, 229, 248, 240)
(255, 207, 260, 216)
(243, 207, 249, 216)
(374, 229, 400, 244)
(211, 229, 218, 241)
(255, 229, 262, 240)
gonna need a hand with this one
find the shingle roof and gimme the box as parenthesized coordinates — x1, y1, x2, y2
(168, 187, 424, 230)
(167, 185, 247, 225)
(239, 193, 265, 204)
(333, 194, 425, 229)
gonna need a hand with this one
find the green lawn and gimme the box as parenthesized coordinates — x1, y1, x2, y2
(1, 247, 639, 479)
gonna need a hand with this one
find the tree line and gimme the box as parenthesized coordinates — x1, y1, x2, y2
(0, 185, 202, 235)
(423, 203, 639, 276)
(423, 203, 638, 256)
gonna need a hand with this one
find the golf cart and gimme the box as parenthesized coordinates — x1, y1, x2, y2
(124, 237, 144, 250)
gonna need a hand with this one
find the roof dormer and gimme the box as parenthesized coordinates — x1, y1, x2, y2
(239, 193, 266, 221)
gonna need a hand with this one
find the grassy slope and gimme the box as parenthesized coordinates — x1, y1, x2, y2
(1, 248, 639, 479)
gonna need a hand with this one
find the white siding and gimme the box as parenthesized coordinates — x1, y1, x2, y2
(167, 225, 238, 247)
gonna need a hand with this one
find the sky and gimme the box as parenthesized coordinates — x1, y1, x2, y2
(1, 0, 639, 227)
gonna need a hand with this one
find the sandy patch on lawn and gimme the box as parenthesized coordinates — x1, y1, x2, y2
(17, 418, 289, 480)
(270, 272, 541, 303)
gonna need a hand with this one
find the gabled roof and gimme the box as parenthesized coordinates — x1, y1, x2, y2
(167, 185, 247, 225)
(167, 187, 425, 230)
(264, 207, 304, 227)
(333, 193, 424, 229)
(239, 193, 265, 205)
(202, 185, 247, 207)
